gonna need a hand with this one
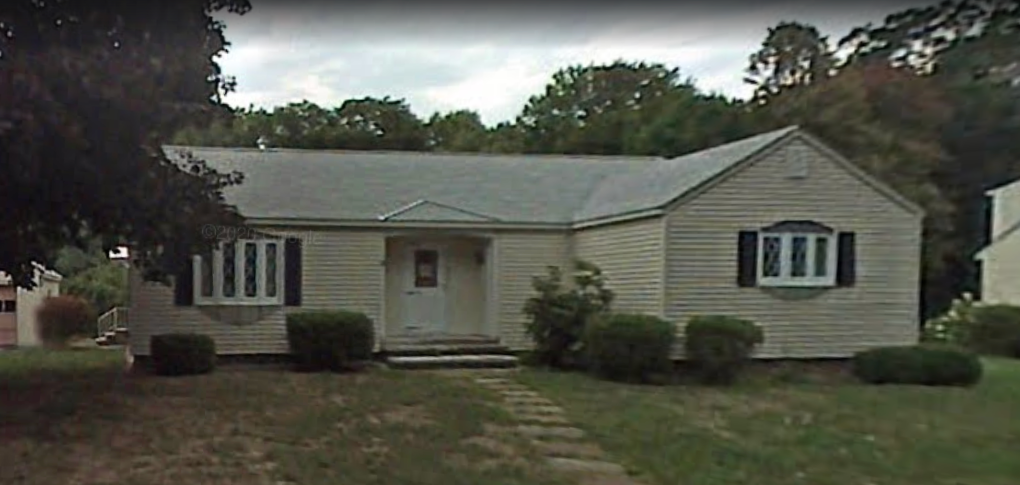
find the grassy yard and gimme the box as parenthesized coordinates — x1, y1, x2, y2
(519, 359, 1020, 485)
(0, 349, 566, 485)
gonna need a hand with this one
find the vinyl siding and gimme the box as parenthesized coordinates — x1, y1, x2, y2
(129, 228, 385, 355)
(664, 136, 922, 358)
(573, 217, 665, 316)
(990, 181, 1020, 240)
(129, 227, 569, 354)
(980, 232, 1020, 304)
(495, 231, 572, 350)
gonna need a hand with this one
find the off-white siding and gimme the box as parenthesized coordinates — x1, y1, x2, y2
(664, 136, 922, 358)
(573, 217, 665, 316)
(980, 179, 1020, 304)
(130, 228, 569, 354)
(494, 231, 572, 350)
(989, 181, 1020, 240)
(129, 228, 385, 355)
(980, 233, 1020, 304)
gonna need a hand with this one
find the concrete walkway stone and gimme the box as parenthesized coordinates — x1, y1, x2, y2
(515, 424, 587, 440)
(531, 440, 606, 459)
(547, 457, 627, 475)
(513, 412, 571, 425)
(467, 370, 646, 485)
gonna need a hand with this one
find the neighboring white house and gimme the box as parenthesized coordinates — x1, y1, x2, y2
(976, 178, 1020, 304)
(0, 266, 62, 347)
(128, 126, 925, 360)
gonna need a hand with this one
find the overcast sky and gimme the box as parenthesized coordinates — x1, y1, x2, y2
(217, 1, 933, 126)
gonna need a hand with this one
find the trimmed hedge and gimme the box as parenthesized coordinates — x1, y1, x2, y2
(968, 304, 1020, 357)
(150, 333, 216, 376)
(684, 315, 764, 385)
(36, 295, 95, 347)
(286, 310, 375, 372)
(852, 344, 982, 386)
(585, 313, 675, 383)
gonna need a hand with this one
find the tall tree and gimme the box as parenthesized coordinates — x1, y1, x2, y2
(627, 88, 760, 157)
(333, 96, 427, 151)
(518, 61, 687, 154)
(426, 110, 488, 152)
(0, 1, 250, 287)
(838, 0, 1020, 310)
(746, 21, 836, 102)
(485, 121, 527, 154)
(756, 61, 957, 317)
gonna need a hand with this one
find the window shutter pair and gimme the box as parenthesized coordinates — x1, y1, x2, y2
(173, 238, 303, 306)
(736, 230, 856, 287)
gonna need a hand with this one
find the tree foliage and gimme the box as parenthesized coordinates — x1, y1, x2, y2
(0, 0, 250, 287)
(746, 21, 836, 102)
(517, 61, 688, 154)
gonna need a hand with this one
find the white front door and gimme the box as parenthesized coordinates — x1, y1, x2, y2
(402, 246, 446, 333)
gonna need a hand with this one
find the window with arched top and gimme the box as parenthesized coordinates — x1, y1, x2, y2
(737, 221, 856, 289)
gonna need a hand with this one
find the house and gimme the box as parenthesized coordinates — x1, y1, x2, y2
(976, 178, 1020, 303)
(127, 126, 924, 361)
(0, 266, 63, 348)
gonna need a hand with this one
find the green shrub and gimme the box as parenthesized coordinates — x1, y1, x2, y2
(522, 260, 613, 369)
(852, 344, 982, 386)
(921, 292, 978, 345)
(684, 315, 764, 385)
(150, 333, 216, 376)
(286, 310, 375, 372)
(968, 304, 1020, 356)
(36, 295, 96, 347)
(585, 313, 675, 383)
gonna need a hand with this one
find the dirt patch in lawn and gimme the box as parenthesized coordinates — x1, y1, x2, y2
(2, 351, 567, 485)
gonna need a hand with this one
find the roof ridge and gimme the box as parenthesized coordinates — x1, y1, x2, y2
(163, 144, 661, 161)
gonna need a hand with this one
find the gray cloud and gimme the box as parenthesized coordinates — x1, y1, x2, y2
(217, 0, 938, 124)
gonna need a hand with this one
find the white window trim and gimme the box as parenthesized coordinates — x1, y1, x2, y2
(757, 232, 837, 288)
(193, 239, 284, 306)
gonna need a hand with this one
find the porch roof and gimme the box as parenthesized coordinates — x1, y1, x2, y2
(164, 126, 797, 226)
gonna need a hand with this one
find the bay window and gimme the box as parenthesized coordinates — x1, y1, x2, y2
(193, 239, 284, 305)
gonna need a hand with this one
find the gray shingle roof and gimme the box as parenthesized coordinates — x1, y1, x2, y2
(165, 126, 797, 225)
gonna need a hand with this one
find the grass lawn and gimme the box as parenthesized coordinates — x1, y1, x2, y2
(519, 359, 1020, 485)
(0, 349, 566, 485)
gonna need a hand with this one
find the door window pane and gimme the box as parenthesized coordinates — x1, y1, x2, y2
(414, 250, 439, 288)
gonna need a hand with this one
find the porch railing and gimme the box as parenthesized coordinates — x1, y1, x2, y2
(97, 306, 129, 338)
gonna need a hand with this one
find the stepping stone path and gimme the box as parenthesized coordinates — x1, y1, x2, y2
(471, 372, 646, 485)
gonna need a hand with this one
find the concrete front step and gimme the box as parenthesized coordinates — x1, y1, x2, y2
(386, 354, 519, 370)
(384, 343, 515, 357)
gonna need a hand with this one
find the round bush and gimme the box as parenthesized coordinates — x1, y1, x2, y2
(36, 295, 95, 347)
(286, 310, 375, 372)
(585, 313, 675, 383)
(852, 344, 982, 387)
(684, 315, 764, 385)
(150, 333, 216, 376)
(968, 304, 1020, 356)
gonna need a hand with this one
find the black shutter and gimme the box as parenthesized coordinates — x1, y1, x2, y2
(737, 231, 758, 287)
(836, 232, 857, 287)
(173, 257, 194, 306)
(284, 238, 303, 306)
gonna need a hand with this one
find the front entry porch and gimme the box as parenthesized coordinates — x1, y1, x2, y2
(383, 233, 498, 344)
(381, 233, 514, 369)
